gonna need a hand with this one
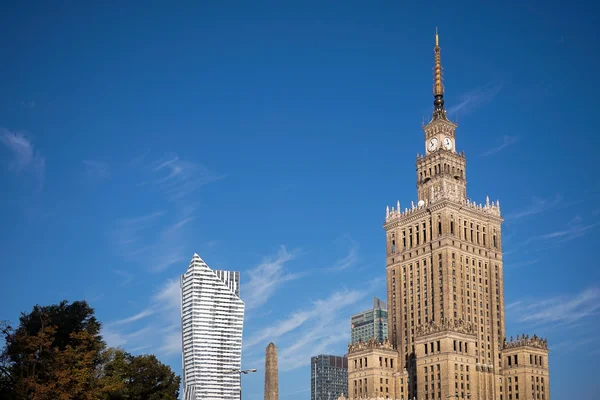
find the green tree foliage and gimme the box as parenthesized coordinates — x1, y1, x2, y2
(1, 301, 180, 400)
(100, 350, 180, 400)
(0, 321, 15, 398)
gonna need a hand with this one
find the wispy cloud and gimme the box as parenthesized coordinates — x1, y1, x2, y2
(281, 388, 310, 396)
(113, 269, 135, 287)
(541, 216, 598, 242)
(510, 287, 600, 327)
(103, 276, 182, 355)
(153, 278, 183, 354)
(504, 213, 597, 257)
(102, 329, 127, 348)
(244, 308, 314, 349)
(505, 194, 562, 220)
(143, 155, 225, 201)
(154, 278, 182, 316)
(83, 160, 110, 179)
(108, 309, 154, 326)
(447, 82, 504, 116)
(113, 212, 193, 272)
(550, 337, 595, 353)
(206, 240, 219, 248)
(480, 136, 519, 157)
(19, 100, 37, 109)
(327, 238, 360, 272)
(244, 278, 383, 371)
(505, 301, 521, 311)
(243, 246, 301, 312)
(506, 259, 539, 269)
(112, 153, 223, 272)
(0, 128, 45, 181)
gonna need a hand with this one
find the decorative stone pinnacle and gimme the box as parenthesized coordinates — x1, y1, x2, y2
(503, 334, 548, 350)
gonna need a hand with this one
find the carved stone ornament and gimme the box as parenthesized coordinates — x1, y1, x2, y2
(348, 338, 395, 354)
(415, 317, 475, 337)
(503, 333, 548, 350)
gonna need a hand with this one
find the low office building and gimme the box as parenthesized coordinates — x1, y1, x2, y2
(311, 354, 348, 400)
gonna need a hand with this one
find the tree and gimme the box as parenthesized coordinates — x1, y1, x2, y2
(121, 354, 180, 400)
(96, 347, 128, 399)
(1, 301, 180, 400)
(9, 301, 103, 351)
(0, 321, 15, 399)
(1, 301, 105, 400)
(99, 349, 180, 400)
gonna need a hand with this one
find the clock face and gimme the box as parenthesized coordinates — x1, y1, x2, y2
(428, 137, 439, 151)
(444, 137, 453, 150)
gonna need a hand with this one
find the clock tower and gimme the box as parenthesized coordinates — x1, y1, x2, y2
(380, 30, 550, 400)
(417, 31, 467, 204)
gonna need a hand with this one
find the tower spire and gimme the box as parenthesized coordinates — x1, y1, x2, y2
(433, 27, 446, 119)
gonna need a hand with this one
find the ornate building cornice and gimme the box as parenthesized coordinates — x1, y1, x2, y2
(348, 338, 395, 354)
(503, 334, 549, 351)
(416, 148, 464, 162)
(416, 317, 476, 338)
(383, 195, 502, 229)
(338, 395, 404, 400)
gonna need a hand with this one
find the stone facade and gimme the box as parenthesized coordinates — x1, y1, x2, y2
(373, 32, 550, 400)
(414, 320, 479, 400)
(338, 395, 403, 400)
(347, 339, 400, 399)
(264, 342, 278, 400)
(502, 335, 549, 400)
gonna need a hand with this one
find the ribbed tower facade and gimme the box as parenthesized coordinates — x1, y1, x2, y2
(180, 253, 245, 400)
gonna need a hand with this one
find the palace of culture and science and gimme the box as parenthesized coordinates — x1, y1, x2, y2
(344, 33, 550, 400)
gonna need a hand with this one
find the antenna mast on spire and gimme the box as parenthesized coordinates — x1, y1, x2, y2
(433, 28, 447, 120)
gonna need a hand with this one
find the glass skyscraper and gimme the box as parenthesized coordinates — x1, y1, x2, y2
(350, 297, 388, 344)
(180, 253, 245, 400)
(310, 355, 348, 400)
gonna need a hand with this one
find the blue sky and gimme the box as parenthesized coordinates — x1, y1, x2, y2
(1, 1, 599, 399)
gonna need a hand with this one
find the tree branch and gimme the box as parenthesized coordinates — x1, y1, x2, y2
(0, 365, 15, 382)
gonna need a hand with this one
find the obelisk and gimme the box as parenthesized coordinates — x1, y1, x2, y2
(264, 342, 279, 400)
